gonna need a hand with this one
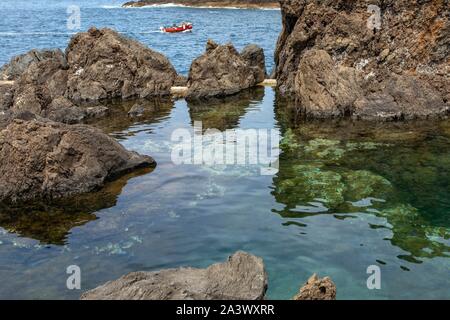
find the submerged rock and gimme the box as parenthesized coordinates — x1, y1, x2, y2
(293, 274, 337, 300)
(0, 119, 155, 203)
(275, 0, 449, 120)
(342, 170, 392, 201)
(66, 27, 178, 101)
(0, 166, 152, 245)
(81, 251, 268, 300)
(186, 40, 265, 101)
(274, 164, 345, 209)
(377, 204, 450, 262)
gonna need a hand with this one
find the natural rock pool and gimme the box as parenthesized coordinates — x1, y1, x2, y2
(0, 0, 448, 300)
(0, 87, 448, 299)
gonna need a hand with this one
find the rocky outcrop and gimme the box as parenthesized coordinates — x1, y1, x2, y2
(0, 119, 155, 203)
(0, 28, 179, 124)
(42, 97, 110, 124)
(293, 274, 337, 300)
(0, 49, 67, 81)
(275, 0, 449, 120)
(81, 251, 268, 300)
(241, 44, 267, 84)
(66, 27, 178, 102)
(80, 250, 339, 300)
(186, 40, 266, 101)
(122, 0, 279, 9)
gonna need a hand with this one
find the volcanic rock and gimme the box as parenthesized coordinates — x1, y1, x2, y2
(0, 119, 155, 203)
(274, 0, 449, 120)
(186, 40, 264, 101)
(81, 251, 268, 300)
(293, 274, 337, 300)
(65, 27, 179, 102)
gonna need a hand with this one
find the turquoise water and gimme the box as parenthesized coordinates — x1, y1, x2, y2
(0, 1, 449, 300)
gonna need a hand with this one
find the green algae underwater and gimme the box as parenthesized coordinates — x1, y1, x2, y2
(0, 87, 448, 299)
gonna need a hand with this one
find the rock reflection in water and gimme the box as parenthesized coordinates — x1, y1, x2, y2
(272, 113, 450, 263)
(188, 87, 265, 131)
(85, 98, 175, 138)
(0, 167, 153, 245)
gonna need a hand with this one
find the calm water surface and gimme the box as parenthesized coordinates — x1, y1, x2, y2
(0, 1, 449, 300)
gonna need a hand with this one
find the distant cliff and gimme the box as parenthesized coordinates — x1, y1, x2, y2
(122, 0, 279, 9)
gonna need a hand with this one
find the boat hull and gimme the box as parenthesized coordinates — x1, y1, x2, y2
(161, 25, 193, 33)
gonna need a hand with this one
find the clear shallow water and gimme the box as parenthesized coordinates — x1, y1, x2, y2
(0, 1, 449, 300)
(0, 87, 449, 299)
(0, 0, 281, 75)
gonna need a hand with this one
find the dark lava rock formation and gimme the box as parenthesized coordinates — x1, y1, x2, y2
(0, 27, 179, 124)
(0, 119, 155, 203)
(81, 250, 338, 300)
(81, 251, 268, 300)
(274, 0, 449, 120)
(186, 40, 266, 102)
(293, 274, 337, 300)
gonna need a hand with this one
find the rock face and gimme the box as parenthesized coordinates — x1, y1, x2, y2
(186, 40, 265, 101)
(293, 274, 337, 300)
(275, 0, 449, 120)
(66, 27, 178, 102)
(11, 49, 68, 115)
(0, 49, 67, 81)
(42, 97, 110, 124)
(295, 49, 363, 118)
(0, 119, 155, 203)
(81, 251, 268, 300)
(241, 44, 267, 84)
(0, 81, 14, 110)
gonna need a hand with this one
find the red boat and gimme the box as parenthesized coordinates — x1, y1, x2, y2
(160, 22, 193, 33)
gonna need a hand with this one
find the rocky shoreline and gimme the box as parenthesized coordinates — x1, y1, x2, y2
(122, 0, 280, 9)
(0, 27, 268, 204)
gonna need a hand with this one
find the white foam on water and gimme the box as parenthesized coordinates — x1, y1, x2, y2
(105, 3, 280, 10)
